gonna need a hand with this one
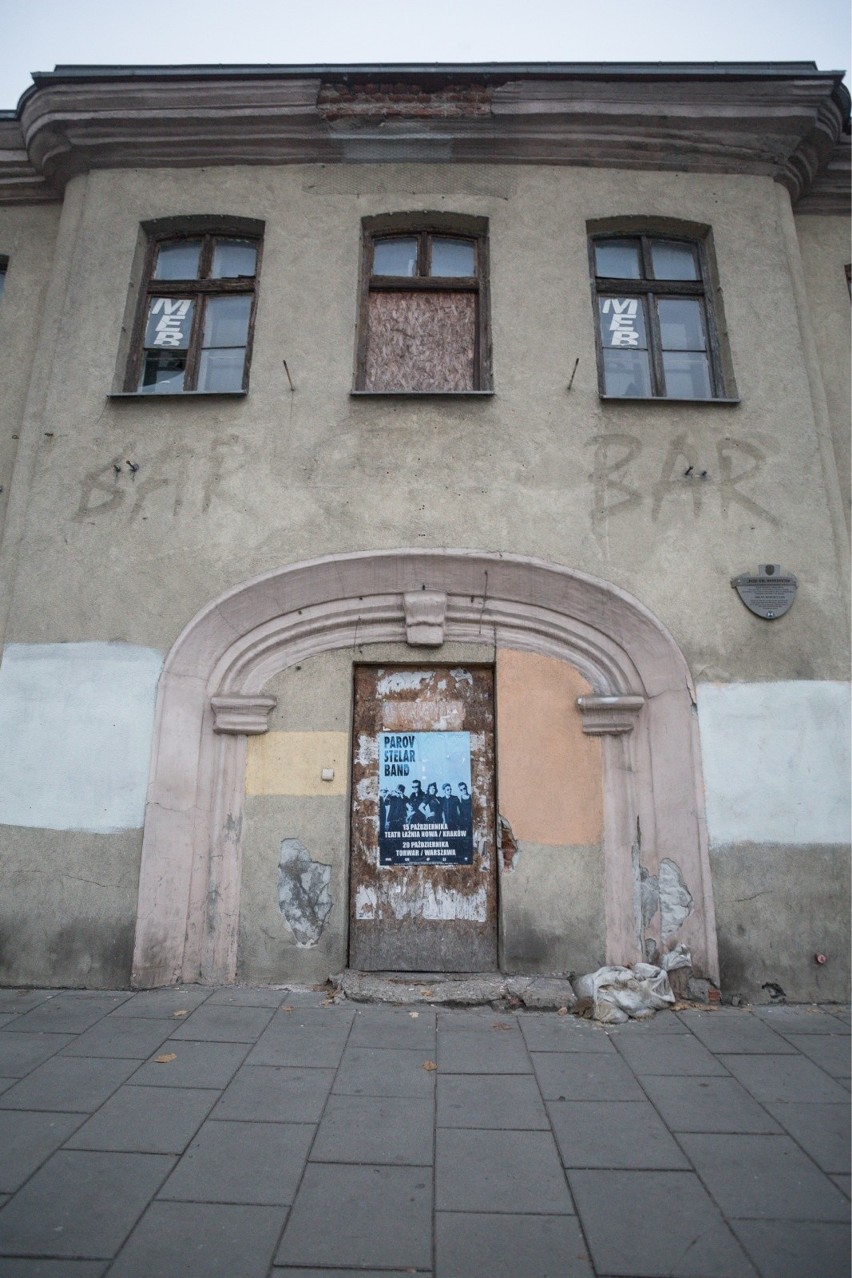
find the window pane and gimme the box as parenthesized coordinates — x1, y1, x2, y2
(372, 237, 418, 277)
(144, 297, 194, 350)
(139, 351, 187, 393)
(153, 241, 202, 280)
(211, 239, 257, 279)
(430, 237, 475, 277)
(364, 291, 475, 391)
(657, 298, 706, 350)
(602, 348, 652, 397)
(202, 295, 252, 348)
(198, 348, 245, 392)
(651, 240, 698, 281)
(598, 296, 647, 350)
(594, 239, 641, 279)
(662, 351, 712, 399)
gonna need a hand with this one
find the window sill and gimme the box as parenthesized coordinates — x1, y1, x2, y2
(350, 389, 494, 398)
(599, 394, 740, 406)
(108, 390, 248, 401)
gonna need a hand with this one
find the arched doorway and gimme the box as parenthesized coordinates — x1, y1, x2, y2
(131, 549, 718, 987)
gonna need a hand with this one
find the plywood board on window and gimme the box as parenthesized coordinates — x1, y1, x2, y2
(364, 291, 475, 391)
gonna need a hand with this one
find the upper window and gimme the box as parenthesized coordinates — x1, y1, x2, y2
(591, 233, 725, 400)
(355, 215, 491, 393)
(126, 229, 261, 394)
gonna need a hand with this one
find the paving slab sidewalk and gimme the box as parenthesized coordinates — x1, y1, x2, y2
(0, 987, 848, 1278)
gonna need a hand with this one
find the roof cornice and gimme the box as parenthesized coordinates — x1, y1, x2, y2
(1, 64, 848, 207)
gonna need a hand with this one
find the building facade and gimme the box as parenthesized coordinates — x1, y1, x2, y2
(0, 62, 848, 1001)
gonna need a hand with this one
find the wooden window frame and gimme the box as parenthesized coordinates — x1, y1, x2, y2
(354, 213, 492, 395)
(124, 224, 263, 395)
(589, 230, 731, 402)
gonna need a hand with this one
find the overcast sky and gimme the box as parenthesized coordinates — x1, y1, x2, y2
(0, 0, 848, 111)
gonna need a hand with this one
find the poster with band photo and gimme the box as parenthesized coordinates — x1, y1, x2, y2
(378, 731, 473, 865)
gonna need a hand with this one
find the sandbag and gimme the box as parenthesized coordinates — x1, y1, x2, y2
(573, 963, 675, 1024)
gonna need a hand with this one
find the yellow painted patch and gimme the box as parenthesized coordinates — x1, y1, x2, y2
(496, 650, 603, 846)
(246, 732, 349, 796)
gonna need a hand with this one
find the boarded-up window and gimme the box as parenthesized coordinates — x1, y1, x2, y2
(357, 221, 490, 393)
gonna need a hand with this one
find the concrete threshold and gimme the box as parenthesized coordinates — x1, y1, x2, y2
(332, 969, 577, 1009)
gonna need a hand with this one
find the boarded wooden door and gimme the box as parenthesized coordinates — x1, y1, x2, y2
(349, 665, 497, 971)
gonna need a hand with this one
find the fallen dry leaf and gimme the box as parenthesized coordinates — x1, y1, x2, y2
(422, 1060, 437, 1072)
(154, 1053, 177, 1064)
(172, 1009, 189, 1018)
(420, 988, 435, 998)
(557, 1006, 569, 1016)
(491, 1022, 512, 1031)
(409, 1011, 419, 1019)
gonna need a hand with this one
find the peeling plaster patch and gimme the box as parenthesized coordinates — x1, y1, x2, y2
(0, 642, 163, 832)
(377, 670, 431, 696)
(499, 813, 520, 871)
(277, 838, 333, 946)
(640, 865, 659, 932)
(659, 858, 694, 941)
(450, 668, 474, 686)
(355, 734, 378, 766)
(355, 884, 378, 920)
(356, 776, 377, 801)
(374, 881, 487, 922)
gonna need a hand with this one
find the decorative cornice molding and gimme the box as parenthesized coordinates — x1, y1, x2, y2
(1, 66, 847, 205)
(403, 590, 447, 646)
(0, 119, 59, 203)
(210, 694, 276, 735)
(576, 694, 645, 736)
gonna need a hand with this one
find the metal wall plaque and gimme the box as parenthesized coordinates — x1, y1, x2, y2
(731, 565, 797, 620)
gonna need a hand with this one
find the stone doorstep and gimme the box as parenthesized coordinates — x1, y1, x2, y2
(331, 970, 578, 1010)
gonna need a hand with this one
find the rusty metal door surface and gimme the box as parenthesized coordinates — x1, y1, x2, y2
(349, 665, 497, 971)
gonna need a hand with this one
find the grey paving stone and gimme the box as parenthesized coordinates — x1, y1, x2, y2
(247, 1009, 354, 1067)
(0, 1076, 15, 1094)
(678, 1132, 850, 1220)
(212, 1063, 334, 1122)
(548, 1099, 690, 1169)
(0, 1111, 85, 1193)
(60, 1017, 174, 1060)
(437, 1072, 549, 1129)
(158, 1118, 314, 1204)
(168, 1003, 276, 1042)
(640, 1074, 782, 1133)
(108, 987, 213, 1019)
(273, 1270, 428, 1278)
(437, 1029, 532, 1074)
(0, 1263, 109, 1276)
(752, 1005, 849, 1034)
(758, 1101, 851, 1174)
(205, 987, 292, 1006)
(109, 1201, 285, 1278)
(720, 1052, 850, 1103)
(731, 1219, 851, 1278)
(607, 1012, 692, 1034)
(129, 1039, 250, 1089)
(613, 1031, 729, 1076)
(276, 988, 336, 1006)
(311, 1094, 433, 1165)
(436, 1128, 573, 1213)
(0, 990, 60, 1014)
(64, 1084, 218, 1153)
(831, 1173, 850, 1197)
(569, 1169, 758, 1277)
(276, 1164, 432, 1270)
(679, 1009, 797, 1053)
(0, 1013, 17, 1028)
(436, 1211, 593, 1278)
(349, 1006, 437, 1049)
(436, 1009, 514, 1032)
(332, 1046, 436, 1098)
(0, 1055, 139, 1112)
(783, 1033, 851, 1077)
(0, 1150, 173, 1257)
(510, 1013, 617, 1053)
(531, 1049, 644, 1101)
(10, 998, 123, 1035)
(0, 1032, 75, 1078)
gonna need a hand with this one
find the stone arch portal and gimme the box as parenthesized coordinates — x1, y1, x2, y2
(131, 550, 718, 988)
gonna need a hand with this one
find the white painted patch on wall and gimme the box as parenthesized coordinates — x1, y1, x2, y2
(376, 670, 430, 696)
(0, 643, 163, 833)
(697, 681, 851, 846)
(355, 880, 487, 922)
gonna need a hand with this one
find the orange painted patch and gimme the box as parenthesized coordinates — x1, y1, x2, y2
(496, 650, 603, 846)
